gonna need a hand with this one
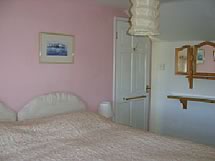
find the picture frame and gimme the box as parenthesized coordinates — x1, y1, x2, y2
(39, 32, 75, 64)
(196, 49, 205, 64)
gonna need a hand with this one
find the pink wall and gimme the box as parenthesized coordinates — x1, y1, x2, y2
(0, 0, 125, 112)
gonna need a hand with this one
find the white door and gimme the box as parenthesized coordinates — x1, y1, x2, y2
(113, 18, 151, 130)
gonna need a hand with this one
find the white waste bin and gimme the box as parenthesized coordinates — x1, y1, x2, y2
(98, 101, 113, 118)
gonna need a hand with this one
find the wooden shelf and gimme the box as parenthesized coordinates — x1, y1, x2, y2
(186, 76, 215, 80)
(167, 95, 215, 109)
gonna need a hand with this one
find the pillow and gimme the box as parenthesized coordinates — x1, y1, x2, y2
(0, 102, 16, 121)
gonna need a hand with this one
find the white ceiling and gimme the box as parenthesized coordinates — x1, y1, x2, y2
(96, 0, 215, 41)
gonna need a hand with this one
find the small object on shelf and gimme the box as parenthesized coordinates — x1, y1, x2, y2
(98, 102, 113, 118)
(167, 95, 215, 109)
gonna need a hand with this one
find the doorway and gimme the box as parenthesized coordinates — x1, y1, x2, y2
(113, 17, 151, 130)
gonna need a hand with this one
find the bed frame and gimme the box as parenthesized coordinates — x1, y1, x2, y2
(18, 92, 87, 121)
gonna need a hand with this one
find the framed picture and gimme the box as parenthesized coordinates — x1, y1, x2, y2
(196, 49, 205, 64)
(39, 32, 75, 64)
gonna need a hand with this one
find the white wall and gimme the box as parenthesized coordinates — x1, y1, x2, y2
(150, 41, 215, 146)
(159, 0, 215, 41)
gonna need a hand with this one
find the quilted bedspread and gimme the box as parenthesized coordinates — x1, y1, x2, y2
(0, 112, 214, 161)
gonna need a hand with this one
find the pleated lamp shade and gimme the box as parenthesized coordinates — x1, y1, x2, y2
(128, 0, 160, 36)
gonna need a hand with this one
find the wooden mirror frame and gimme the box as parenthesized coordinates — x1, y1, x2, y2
(175, 45, 192, 75)
(193, 41, 215, 76)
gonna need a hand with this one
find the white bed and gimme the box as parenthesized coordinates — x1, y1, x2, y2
(0, 102, 16, 121)
(0, 92, 214, 161)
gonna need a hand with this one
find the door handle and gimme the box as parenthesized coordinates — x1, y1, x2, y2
(123, 95, 146, 101)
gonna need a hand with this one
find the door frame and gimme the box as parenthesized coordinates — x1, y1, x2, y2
(112, 17, 152, 130)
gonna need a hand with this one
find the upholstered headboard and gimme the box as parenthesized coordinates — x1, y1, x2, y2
(18, 92, 86, 121)
(0, 102, 16, 121)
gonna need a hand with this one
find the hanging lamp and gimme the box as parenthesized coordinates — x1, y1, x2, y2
(128, 0, 160, 36)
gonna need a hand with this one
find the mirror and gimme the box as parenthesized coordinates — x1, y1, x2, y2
(193, 41, 215, 76)
(175, 45, 191, 75)
(175, 41, 215, 89)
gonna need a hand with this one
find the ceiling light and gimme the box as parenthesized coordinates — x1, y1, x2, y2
(128, 0, 160, 36)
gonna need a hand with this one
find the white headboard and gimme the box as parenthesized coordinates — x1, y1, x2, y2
(18, 92, 86, 121)
(0, 102, 16, 121)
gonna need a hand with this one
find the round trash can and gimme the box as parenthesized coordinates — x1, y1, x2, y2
(98, 101, 113, 118)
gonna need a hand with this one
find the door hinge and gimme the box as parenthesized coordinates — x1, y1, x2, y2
(116, 32, 118, 39)
(146, 85, 151, 93)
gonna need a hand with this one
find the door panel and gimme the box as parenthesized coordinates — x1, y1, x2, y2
(119, 52, 131, 96)
(114, 18, 151, 130)
(118, 21, 132, 49)
(132, 52, 145, 93)
(116, 102, 130, 126)
(131, 100, 146, 129)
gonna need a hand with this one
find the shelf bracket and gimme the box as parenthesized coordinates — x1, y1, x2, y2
(179, 98, 187, 109)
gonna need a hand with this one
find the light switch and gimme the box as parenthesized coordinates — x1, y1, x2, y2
(160, 64, 166, 70)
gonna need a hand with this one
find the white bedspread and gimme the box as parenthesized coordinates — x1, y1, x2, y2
(0, 112, 214, 161)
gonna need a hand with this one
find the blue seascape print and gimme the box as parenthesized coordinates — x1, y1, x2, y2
(47, 42, 68, 56)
